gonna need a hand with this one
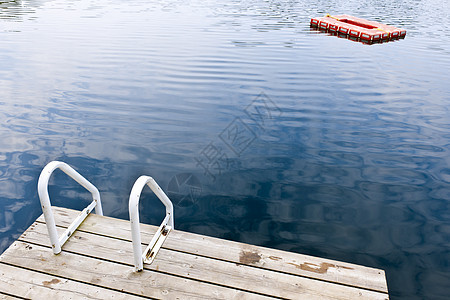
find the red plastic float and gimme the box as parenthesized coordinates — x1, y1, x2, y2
(310, 14, 406, 43)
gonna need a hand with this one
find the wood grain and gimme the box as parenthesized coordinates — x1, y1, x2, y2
(37, 207, 388, 293)
(20, 222, 387, 299)
(0, 207, 389, 299)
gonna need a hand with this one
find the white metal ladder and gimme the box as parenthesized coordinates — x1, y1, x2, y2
(129, 176, 174, 272)
(38, 161, 174, 271)
(38, 161, 103, 254)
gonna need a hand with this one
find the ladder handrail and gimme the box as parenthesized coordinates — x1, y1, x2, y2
(38, 161, 103, 254)
(129, 176, 174, 272)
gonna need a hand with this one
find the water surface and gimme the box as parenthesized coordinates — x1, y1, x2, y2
(1, 0, 449, 299)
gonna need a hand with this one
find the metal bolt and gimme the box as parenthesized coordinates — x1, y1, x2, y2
(162, 227, 169, 236)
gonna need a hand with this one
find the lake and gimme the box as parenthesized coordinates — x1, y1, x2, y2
(1, 0, 449, 299)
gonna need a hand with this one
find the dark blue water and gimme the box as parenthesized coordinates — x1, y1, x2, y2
(1, 0, 449, 298)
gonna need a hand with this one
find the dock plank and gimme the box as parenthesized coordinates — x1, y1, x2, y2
(38, 207, 388, 294)
(0, 292, 23, 300)
(20, 222, 388, 300)
(1, 241, 269, 300)
(0, 207, 389, 299)
(0, 262, 144, 300)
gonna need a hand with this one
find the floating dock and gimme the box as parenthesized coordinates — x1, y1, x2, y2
(0, 207, 389, 299)
(310, 14, 406, 44)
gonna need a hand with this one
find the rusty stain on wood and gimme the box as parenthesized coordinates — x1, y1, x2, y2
(42, 278, 60, 287)
(239, 250, 261, 265)
(288, 262, 354, 274)
(269, 256, 282, 261)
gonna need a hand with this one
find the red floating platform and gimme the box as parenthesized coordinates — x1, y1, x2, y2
(310, 14, 406, 43)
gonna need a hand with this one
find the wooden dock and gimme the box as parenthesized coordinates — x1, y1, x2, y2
(0, 207, 389, 299)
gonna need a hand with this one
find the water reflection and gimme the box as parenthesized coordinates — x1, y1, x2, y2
(0, 0, 449, 299)
(0, 0, 43, 24)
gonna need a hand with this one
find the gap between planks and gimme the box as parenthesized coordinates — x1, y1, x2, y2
(0, 289, 25, 300)
(1, 241, 271, 300)
(18, 221, 387, 300)
(0, 262, 147, 300)
(40, 206, 388, 294)
(0, 207, 389, 299)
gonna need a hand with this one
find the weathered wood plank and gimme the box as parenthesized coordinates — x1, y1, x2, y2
(0, 262, 145, 300)
(38, 207, 388, 293)
(23, 219, 389, 299)
(0, 241, 271, 300)
(0, 292, 23, 300)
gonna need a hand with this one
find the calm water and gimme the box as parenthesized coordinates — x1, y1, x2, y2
(1, 0, 449, 298)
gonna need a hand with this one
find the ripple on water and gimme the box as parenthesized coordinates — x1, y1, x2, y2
(0, 0, 449, 299)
